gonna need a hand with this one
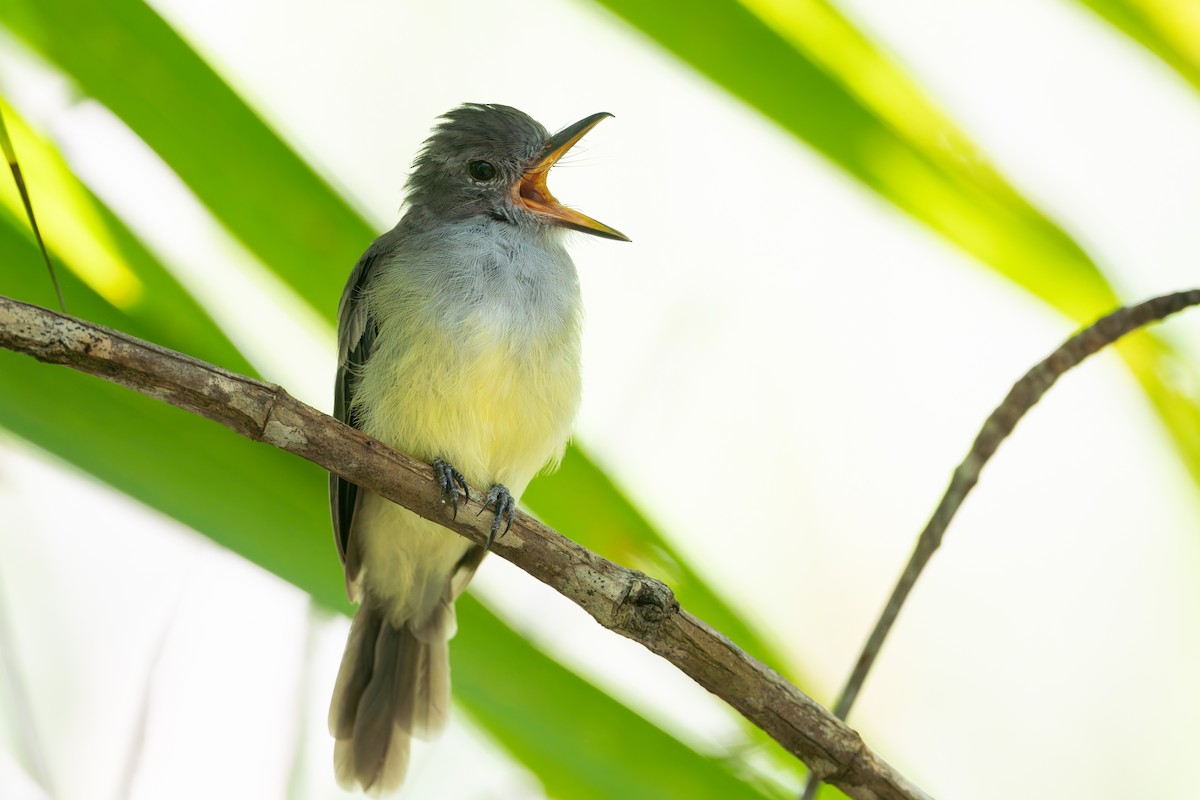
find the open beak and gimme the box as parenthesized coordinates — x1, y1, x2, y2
(513, 112, 631, 242)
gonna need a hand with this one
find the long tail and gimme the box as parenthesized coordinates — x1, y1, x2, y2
(328, 599, 453, 796)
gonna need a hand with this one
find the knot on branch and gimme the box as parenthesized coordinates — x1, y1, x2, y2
(815, 730, 870, 785)
(613, 572, 679, 636)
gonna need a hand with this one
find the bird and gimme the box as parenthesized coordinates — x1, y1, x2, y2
(327, 103, 628, 795)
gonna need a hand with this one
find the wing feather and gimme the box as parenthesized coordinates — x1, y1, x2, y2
(330, 245, 382, 579)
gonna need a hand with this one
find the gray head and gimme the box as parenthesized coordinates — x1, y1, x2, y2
(403, 103, 629, 241)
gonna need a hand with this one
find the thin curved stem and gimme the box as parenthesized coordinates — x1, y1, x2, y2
(802, 289, 1200, 799)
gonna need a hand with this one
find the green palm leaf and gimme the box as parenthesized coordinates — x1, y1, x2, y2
(1076, 0, 1200, 93)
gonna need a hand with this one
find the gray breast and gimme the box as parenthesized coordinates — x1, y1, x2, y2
(407, 219, 582, 341)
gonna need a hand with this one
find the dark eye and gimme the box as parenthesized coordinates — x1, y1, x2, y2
(468, 160, 497, 182)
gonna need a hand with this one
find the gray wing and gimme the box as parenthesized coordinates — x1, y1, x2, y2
(330, 244, 382, 575)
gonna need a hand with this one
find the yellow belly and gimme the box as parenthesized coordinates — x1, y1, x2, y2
(355, 310, 581, 495)
(348, 304, 582, 624)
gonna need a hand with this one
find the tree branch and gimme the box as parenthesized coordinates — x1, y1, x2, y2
(0, 294, 930, 800)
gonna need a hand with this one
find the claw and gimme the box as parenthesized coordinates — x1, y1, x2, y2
(479, 484, 515, 550)
(432, 459, 468, 519)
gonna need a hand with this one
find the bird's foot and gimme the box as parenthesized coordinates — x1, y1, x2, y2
(479, 484, 516, 550)
(432, 458, 469, 518)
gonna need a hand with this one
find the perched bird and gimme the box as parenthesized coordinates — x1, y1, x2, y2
(327, 104, 628, 794)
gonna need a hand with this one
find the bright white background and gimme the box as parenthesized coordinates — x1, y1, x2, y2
(2, 0, 1199, 798)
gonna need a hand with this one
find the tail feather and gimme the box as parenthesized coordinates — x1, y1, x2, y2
(329, 604, 383, 739)
(410, 624, 450, 739)
(351, 615, 409, 791)
(329, 598, 454, 795)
